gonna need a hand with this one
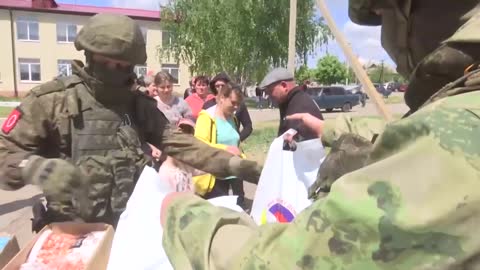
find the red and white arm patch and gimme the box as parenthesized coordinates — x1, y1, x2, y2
(2, 107, 22, 134)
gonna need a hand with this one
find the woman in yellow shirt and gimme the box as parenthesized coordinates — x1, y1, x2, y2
(193, 83, 246, 209)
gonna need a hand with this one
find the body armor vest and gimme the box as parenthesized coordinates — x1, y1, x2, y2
(59, 76, 149, 225)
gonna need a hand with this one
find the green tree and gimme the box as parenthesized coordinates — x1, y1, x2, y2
(159, 0, 331, 85)
(313, 55, 347, 85)
(296, 0, 332, 66)
(345, 66, 358, 84)
(367, 63, 406, 83)
(295, 65, 314, 83)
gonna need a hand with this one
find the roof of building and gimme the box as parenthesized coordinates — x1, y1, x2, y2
(0, 0, 160, 21)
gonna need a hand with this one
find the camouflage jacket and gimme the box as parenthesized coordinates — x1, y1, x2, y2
(162, 68, 480, 269)
(0, 64, 248, 191)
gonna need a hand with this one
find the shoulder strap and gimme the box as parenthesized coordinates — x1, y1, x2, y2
(420, 68, 480, 110)
(30, 80, 64, 97)
(31, 75, 83, 97)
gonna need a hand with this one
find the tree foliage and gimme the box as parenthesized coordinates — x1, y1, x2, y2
(313, 55, 347, 85)
(159, 0, 331, 85)
(295, 65, 314, 83)
(367, 64, 406, 83)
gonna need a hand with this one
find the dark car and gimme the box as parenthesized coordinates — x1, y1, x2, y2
(386, 82, 401, 92)
(345, 85, 367, 107)
(307, 86, 360, 112)
(374, 83, 392, 98)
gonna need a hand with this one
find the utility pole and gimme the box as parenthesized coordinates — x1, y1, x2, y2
(379, 60, 385, 83)
(287, 0, 297, 74)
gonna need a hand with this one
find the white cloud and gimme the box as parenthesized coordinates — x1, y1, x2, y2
(110, 0, 169, 10)
(343, 21, 389, 63)
(310, 21, 395, 70)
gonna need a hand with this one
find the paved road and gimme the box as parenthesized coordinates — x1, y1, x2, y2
(248, 99, 408, 124)
(0, 99, 409, 248)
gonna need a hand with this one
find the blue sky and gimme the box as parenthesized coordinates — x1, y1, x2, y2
(57, 0, 395, 70)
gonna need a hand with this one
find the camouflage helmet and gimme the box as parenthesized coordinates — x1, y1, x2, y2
(348, 0, 391, 26)
(74, 13, 147, 65)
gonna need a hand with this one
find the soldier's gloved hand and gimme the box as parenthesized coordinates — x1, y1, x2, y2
(228, 156, 263, 184)
(308, 133, 373, 199)
(21, 155, 84, 202)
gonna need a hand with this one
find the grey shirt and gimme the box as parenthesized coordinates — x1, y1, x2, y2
(155, 96, 194, 125)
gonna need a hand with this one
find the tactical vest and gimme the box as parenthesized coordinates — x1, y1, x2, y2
(57, 75, 148, 225)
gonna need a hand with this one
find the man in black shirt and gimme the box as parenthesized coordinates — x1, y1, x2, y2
(259, 68, 323, 141)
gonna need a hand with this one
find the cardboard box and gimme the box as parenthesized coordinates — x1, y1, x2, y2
(0, 233, 20, 269)
(2, 222, 114, 270)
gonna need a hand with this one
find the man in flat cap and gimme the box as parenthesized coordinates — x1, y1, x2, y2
(258, 67, 323, 141)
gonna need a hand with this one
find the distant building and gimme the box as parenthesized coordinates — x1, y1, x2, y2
(0, 0, 189, 97)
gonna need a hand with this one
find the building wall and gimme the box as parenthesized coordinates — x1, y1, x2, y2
(13, 11, 85, 94)
(0, 9, 189, 96)
(0, 10, 15, 95)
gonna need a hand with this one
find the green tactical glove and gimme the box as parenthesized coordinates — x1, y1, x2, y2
(21, 155, 87, 219)
(309, 133, 374, 199)
(228, 156, 263, 184)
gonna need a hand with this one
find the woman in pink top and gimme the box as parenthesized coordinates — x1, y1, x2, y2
(185, 76, 215, 120)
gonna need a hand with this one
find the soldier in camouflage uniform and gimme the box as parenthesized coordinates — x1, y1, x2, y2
(161, 1, 480, 269)
(0, 13, 261, 230)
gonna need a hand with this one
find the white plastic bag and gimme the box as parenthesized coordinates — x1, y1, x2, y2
(250, 131, 325, 225)
(107, 166, 243, 270)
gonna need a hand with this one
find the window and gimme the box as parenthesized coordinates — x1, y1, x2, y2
(331, 87, 346, 95)
(57, 60, 72, 76)
(306, 88, 321, 96)
(322, 88, 331, 96)
(17, 18, 39, 41)
(140, 27, 147, 43)
(19, 58, 41, 82)
(134, 65, 147, 77)
(161, 64, 179, 84)
(162, 31, 173, 47)
(57, 23, 77, 42)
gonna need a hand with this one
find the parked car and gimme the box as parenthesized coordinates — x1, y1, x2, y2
(306, 86, 361, 112)
(386, 82, 401, 92)
(398, 84, 408, 92)
(374, 83, 392, 98)
(344, 85, 367, 107)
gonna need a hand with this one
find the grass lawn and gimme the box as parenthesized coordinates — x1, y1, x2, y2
(0, 97, 20, 102)
(242, 121, 278, 164)
(383, 94, 405, 104)
(0, 107, 13, 117)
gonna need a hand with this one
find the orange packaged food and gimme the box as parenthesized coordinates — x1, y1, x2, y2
(20, 229, 105, 270)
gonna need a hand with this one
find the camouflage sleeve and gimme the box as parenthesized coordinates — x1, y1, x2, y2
(0, 94, 52, 190)
(162, 195, 258, 270)
(160, 128, 261, 181)
(321, 114, 386, 147)
(139, 94, 261, 181)
(163, 96, 479, 269)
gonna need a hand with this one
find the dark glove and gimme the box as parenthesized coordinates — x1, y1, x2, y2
(228, 156, 263, 184)
(309, 133, 374, 199)
(31, 200, 47, 233)
(22, 155, 87, 221)
(22, 155, 83, 200)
